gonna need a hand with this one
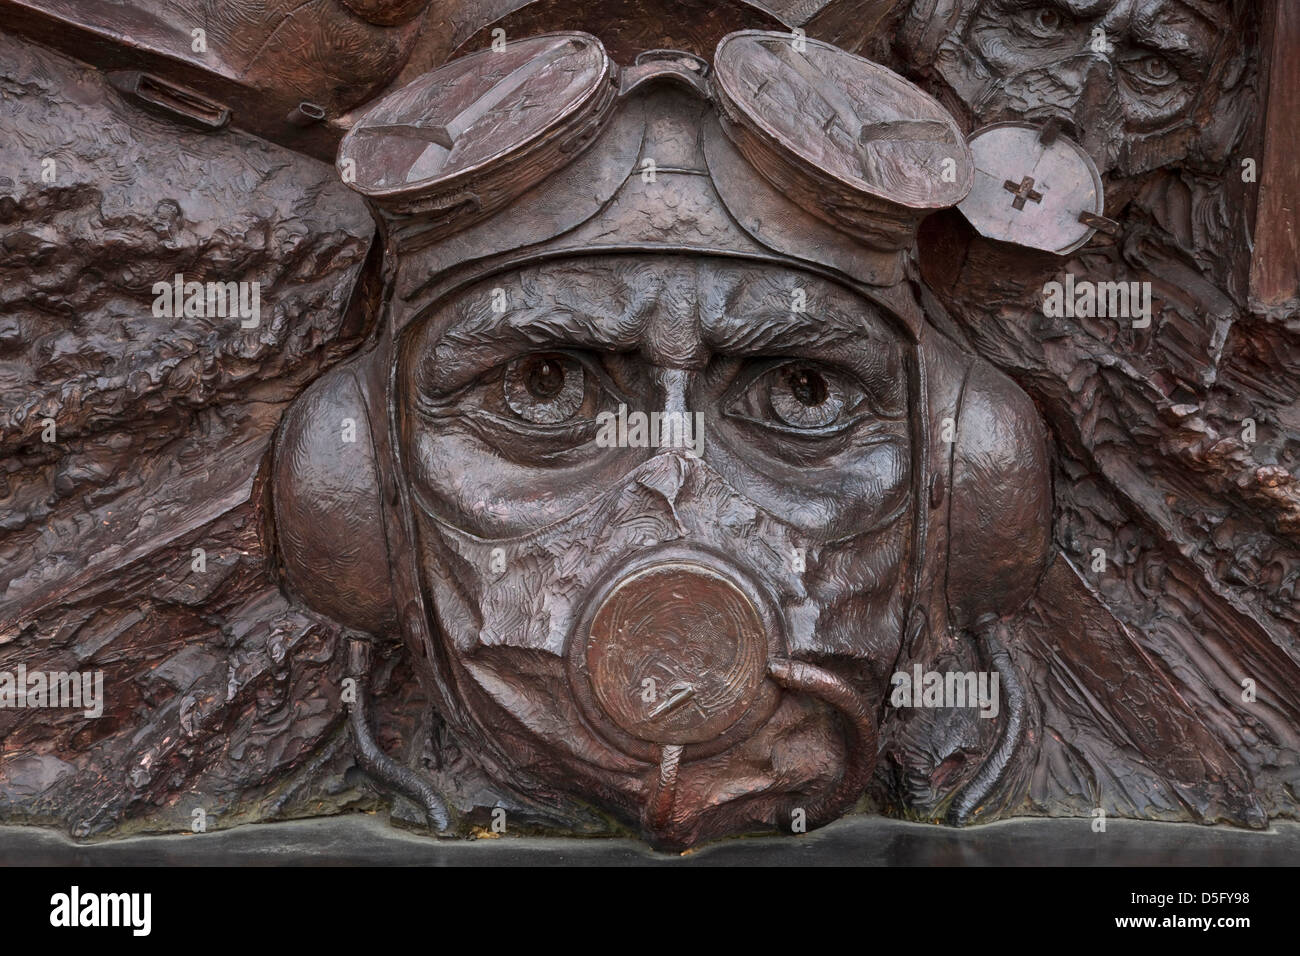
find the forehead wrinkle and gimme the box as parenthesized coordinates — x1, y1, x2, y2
(1129, 4, 1216, 63)
(632, 260, 703, 367)
(521, 260, 654, 345)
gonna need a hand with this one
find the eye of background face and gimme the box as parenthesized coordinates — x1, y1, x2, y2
(984, 1, 1083, 51)
(968, 0, 1090, 76)
(1118, 50, 1181, 91)
(1136, 55, 1173, 82)
(1115, 48, 1193, 129)
(1023, 5, 1069, 38)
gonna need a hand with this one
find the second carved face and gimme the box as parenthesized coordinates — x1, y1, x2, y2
(911, 0, 1233, 176)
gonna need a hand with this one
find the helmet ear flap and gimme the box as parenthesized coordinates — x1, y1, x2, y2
(945, 360, 1053, 628)
(270, 357, 395, 634)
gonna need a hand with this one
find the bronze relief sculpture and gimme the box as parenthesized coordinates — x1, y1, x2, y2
(0, 0, 1295, 851)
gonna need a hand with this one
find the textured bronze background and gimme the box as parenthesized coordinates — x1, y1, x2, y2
(0, 0, 1296, 850)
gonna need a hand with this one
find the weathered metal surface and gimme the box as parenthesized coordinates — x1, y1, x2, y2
(0, 0, 431, 158)
(339, 31, 617, 227)
(711, 30, 971, 249)
(0, 0, 1295, 853)
(1249, 0, 1300, 314)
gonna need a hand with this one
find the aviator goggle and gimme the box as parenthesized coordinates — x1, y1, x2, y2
(336, 29, 974, 254)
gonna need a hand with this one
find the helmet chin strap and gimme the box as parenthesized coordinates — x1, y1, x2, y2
(364, 315, 557, 820)
(335, 310, 459, 830)
(327, 267, 495, 829)
(884, 322, 1038, 824)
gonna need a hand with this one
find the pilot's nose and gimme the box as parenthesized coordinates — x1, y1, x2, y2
(1026, 52, 1120, 170)
(1052, 53, 1116, 119)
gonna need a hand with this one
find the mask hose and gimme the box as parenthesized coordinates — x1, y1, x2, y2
(639, 660, 878, 836)
(645, 744, 685, 831)
(769, 658, 879, 827)
(944, 618, 1030, 825)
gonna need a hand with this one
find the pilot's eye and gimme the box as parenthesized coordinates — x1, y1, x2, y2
(726, 360, 867, 434)
(504, 353, 585, 423)
(770, 365, 846, 428)
(1116, 51, 1182, 95)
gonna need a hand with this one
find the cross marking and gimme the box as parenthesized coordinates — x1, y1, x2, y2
(1003, 175, 1044, 210)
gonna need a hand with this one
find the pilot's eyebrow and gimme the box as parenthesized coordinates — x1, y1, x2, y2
(418, 272, 891, 392)
(436, 306, 643, 352)
(423, 305, 645, 388)
(430, 295, 868, 358)
(1010, 0, 1217, 65)
(702, 295, 881, 354)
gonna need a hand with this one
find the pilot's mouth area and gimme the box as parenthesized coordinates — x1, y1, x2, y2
(566, 551, 878, 840)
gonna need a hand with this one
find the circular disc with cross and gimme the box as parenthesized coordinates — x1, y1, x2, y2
(957, 121, 1107, 254)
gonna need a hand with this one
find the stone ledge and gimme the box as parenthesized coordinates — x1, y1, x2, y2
(4, 813, 1297, 866)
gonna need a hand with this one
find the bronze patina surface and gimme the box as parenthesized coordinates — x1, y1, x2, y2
(0, 0, 1295, 851)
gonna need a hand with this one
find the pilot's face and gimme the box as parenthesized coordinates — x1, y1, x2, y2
(934, 0, 1228, 176)
(397, 254, 916, 845)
